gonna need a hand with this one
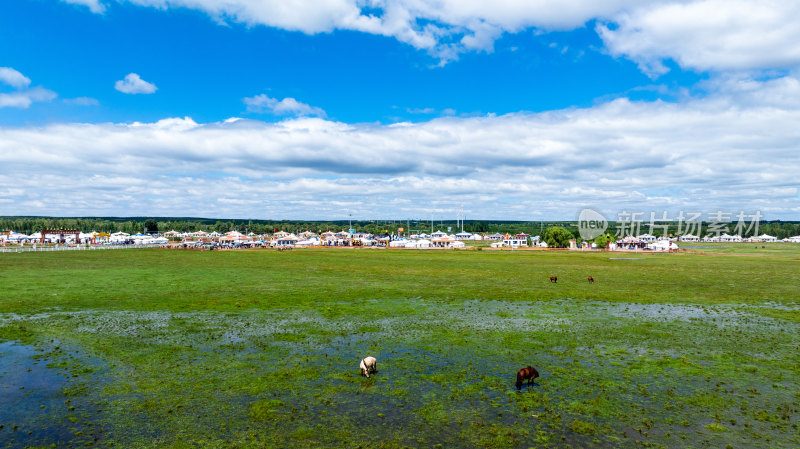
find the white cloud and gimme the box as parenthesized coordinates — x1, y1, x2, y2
(74, 1, 800, 72)
(0, 67, 56, 109)
(80, 1, 643, 64)
(64, 97, 100, 106)
(115, 73, 158, 94)
(0, 67, 32, 89)
(244, 94, 325, 117)
(598, 0, 800, 76)
(2, 74, 800, 218)
(61, 0, 106, 13)
(406, 107, 458, 116)
(0, 88, 57, 108)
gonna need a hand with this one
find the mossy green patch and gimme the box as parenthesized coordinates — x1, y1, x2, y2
(2, 246, 800, 447)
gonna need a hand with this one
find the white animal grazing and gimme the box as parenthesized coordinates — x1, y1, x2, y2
(360, 356, 377, 377)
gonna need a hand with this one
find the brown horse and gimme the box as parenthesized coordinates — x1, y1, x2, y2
(549, 276, 557, 283)
(587, 276, 594, 284)
(516, 366, 539, 390)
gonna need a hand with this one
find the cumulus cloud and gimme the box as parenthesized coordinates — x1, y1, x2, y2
(2, 74, 800, 218)
(405, 107, 457, 116)
(0, 67, 32, 89)
(115, 73, 158, 94)
(0, 68, 56, 109)
(243, 94, 325, 117)
(597, 0, 800, 76)
(61, 0, 106, 13)
(73, 1, 800, 73)
(76, 1, 643, 64)
(406, 107, 436, 114)
(0, 88, 57, 108)
(64, 96, 100, 106)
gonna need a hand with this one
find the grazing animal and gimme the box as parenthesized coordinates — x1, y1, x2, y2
(516, 366, 539, 390)
(549, 276, 558, 283)
(587, 276, 595, 284)
(360, 356, 377, 378)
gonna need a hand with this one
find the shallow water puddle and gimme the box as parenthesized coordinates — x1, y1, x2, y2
(0, 341, 72, 448)
(2, 299, 799, 448)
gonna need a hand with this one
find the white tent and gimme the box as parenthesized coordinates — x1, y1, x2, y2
(220, 231, 251, 242)
(719, 233, 742, 242)
(110, 232, 130, 243)
(405, 239, 431, 248)
(273, 234, 300, 247)
(648, 240, 679, 251)
(295, 238, 319, 247)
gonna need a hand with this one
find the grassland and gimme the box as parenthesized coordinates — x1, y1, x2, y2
(1, 245, 799, 448)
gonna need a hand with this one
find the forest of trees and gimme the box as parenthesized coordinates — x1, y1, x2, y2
(1, 216, 798, 240)
(0, 216, 570, 236)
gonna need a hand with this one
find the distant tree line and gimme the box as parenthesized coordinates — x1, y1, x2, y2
(1, 217, 797, 240)
(0, 217, 571, 236)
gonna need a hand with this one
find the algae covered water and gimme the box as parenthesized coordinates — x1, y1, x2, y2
(2, 298, 799, 448)
(2, 248, 799, 447)
(0, 341, 102, 448)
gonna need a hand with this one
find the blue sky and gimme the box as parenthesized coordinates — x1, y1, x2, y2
(1, 0, 799, 220)
(1, 1, 700, 125)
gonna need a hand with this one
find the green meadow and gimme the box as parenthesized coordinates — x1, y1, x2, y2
(1, 245, 799, 448)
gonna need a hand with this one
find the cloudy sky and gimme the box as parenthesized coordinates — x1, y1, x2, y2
(1, 0, 799, 220)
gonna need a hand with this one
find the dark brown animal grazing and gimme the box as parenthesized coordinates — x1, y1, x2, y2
(549, 276, 557, 283)
(587, 276, 594, 284)
(516, 366, 539, 390)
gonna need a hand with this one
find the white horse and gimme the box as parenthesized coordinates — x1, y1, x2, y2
(359, 356, 377, 377)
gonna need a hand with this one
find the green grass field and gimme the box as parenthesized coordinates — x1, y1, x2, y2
(1, 245, 799, 448)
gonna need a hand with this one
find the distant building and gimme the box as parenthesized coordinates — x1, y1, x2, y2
(502, 237, 528, 248)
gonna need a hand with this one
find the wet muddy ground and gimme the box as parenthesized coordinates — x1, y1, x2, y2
(2, 299, 799, 448)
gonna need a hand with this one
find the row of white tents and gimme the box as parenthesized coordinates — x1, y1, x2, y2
(4, 228, 800, 248)
(0, 231, 167, 245)
(210, 230, 518, 249)
(624, 233, 792, 243)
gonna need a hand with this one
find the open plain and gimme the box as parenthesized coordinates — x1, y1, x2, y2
(1, 245, 799, 448)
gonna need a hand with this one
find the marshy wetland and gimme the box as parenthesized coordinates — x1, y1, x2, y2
(1, 245, 799, 448)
